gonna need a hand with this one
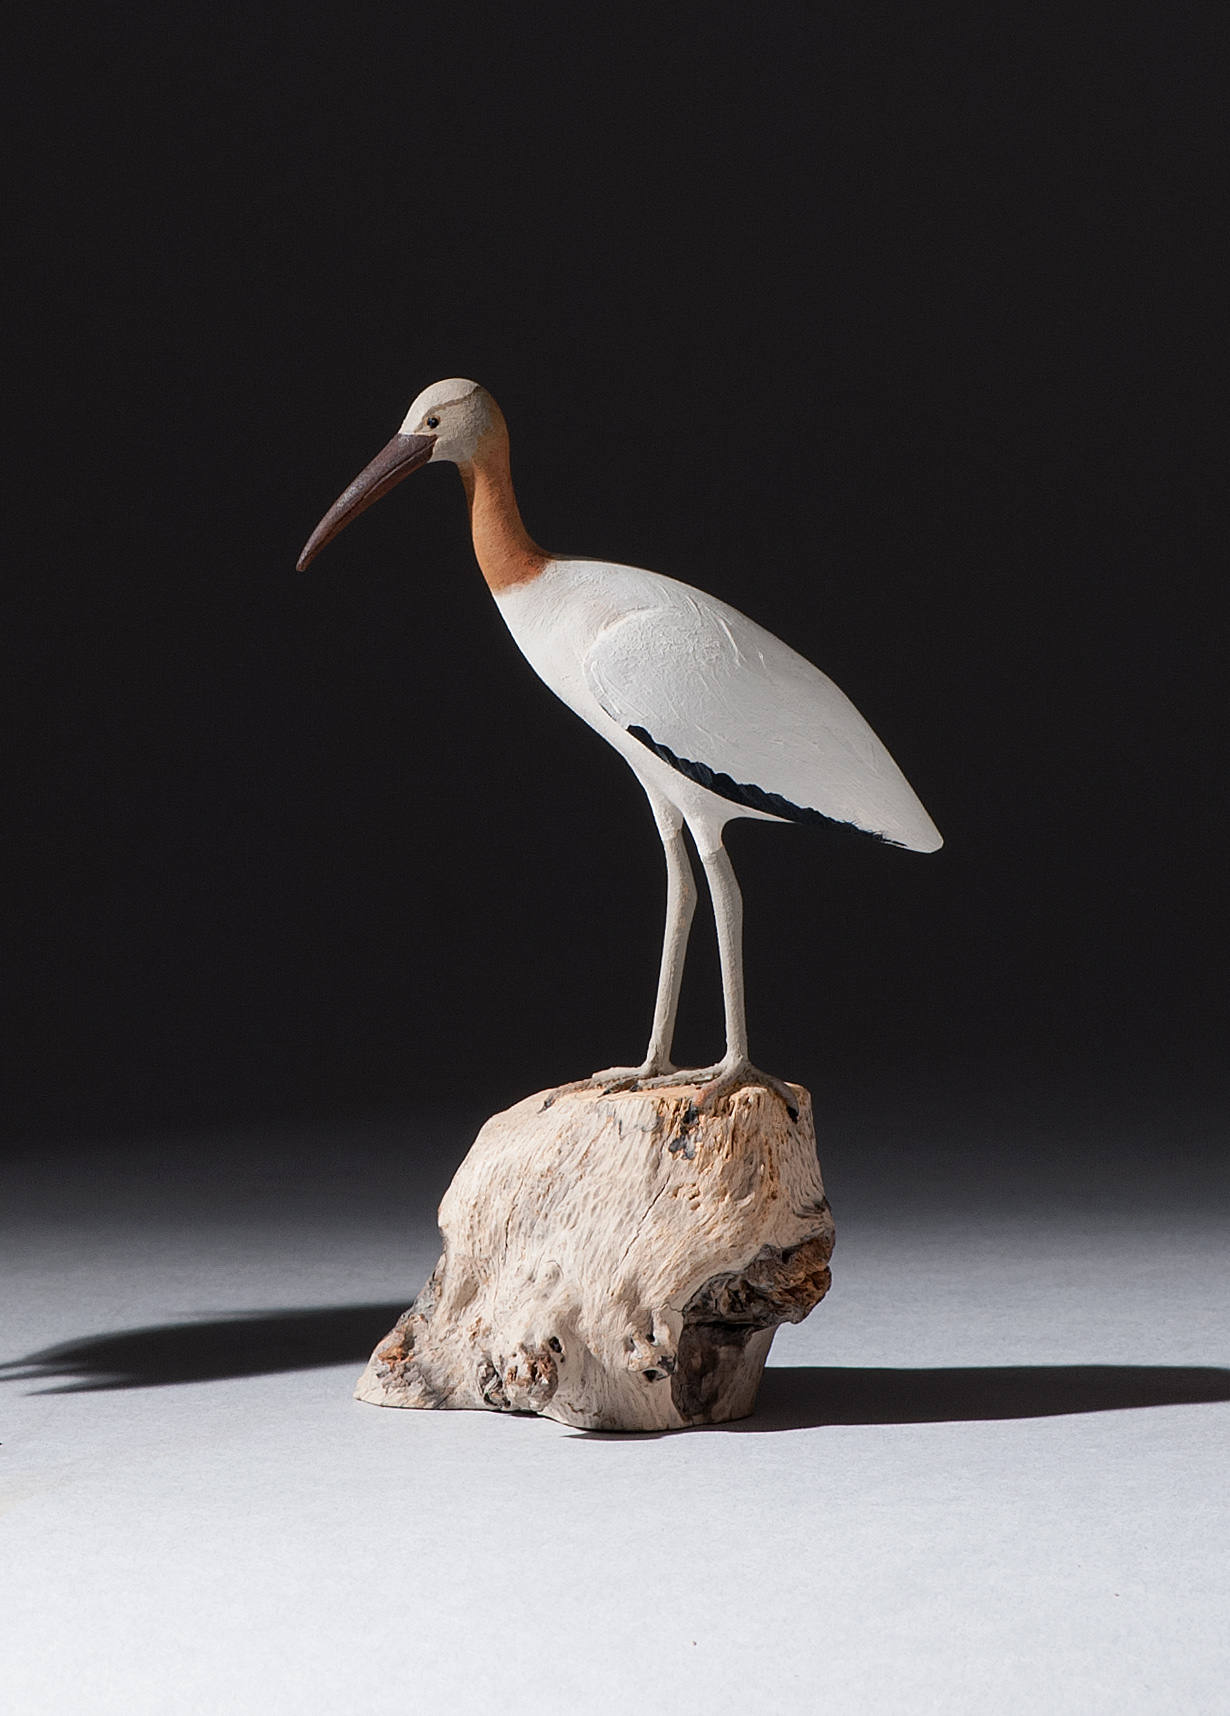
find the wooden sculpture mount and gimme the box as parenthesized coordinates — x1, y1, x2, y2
(356, 1079, 835, 1432)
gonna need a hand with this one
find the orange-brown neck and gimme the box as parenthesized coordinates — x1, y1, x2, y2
(459, 435, 550, 593)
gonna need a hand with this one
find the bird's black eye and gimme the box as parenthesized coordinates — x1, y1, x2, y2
(426, 415, 440, 429)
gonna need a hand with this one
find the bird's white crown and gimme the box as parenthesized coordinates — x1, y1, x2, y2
(400, 377, 495, 465)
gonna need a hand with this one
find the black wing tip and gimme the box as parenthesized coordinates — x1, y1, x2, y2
(626, 725, 905, 845)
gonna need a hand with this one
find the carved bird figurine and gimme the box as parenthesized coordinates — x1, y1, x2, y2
(298, 379, 942, 1113)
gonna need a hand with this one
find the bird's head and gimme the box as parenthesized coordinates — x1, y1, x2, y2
(296, 378, 502, 571)
(401, 377, 501, 464)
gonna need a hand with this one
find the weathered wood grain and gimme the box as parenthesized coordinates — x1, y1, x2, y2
(356, 1080, 834, 1431)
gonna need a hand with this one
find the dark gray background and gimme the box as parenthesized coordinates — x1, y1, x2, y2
(5, 3, 1224, 1138)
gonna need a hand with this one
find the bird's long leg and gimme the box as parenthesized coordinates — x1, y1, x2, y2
(643, 827, 798, 1119)
(701, 835, 749, 1064)
(642, 802, 698, 1072)
(587, 798, 697, 1087)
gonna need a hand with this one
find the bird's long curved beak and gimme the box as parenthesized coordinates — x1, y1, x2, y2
(296, 431, 437, 570)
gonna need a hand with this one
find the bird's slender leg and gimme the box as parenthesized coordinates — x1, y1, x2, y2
(587, 798, 697, 1088)
(702, 835, 749, 1063)
(641, 803, 699, 1071)
(643, 828, 798, 1119)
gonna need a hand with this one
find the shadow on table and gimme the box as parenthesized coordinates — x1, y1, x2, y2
(0, 1303, 408, 1392)
(738, 1362, 1230, 1431)
(5, 1309, 1229, 1429)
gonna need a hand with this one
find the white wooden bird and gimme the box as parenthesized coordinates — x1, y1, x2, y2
(298, 378, 942, 1113)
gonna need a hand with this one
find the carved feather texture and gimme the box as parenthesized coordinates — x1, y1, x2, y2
(581, 591, 942, 850)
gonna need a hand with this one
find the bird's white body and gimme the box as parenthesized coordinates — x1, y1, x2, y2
(299, 378, 942, 1106)
(496, 556, 942, 852)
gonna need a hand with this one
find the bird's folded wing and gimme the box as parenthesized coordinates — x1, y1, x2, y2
(583, 600, 941, 850)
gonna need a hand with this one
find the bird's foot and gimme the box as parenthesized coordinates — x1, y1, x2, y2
(540, 1059, 677, 1107)
(541, 1060, 798, 1121)
(637, 1060, 724, 1091)
(588, 1058, 678, 1093)
(642, 1057, 800, 1121)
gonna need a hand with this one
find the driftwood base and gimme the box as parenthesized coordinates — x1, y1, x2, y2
(356, 1080, 834, 1431)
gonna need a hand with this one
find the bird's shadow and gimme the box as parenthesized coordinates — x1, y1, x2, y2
(3, 1306, 1229, 1433)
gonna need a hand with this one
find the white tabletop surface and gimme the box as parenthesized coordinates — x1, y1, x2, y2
(3, 1085, 1227, 1715)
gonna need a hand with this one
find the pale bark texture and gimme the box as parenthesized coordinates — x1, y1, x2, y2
(355, 1081, 834, 1431)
